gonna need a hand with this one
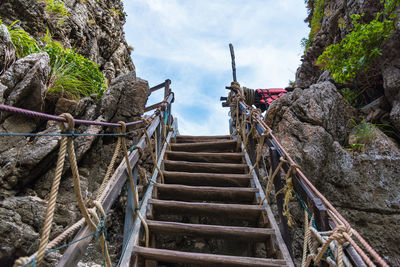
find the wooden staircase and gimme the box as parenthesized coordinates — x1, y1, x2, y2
(130, 135, 293, 267)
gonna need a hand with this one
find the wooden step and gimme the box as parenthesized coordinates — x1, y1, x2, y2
(147, 220, 274, 241)
(163, 160, 247, 174)
(148, 199, 264, 221)
(155, 183, 258, 203)
(176, 135, 231, 143)
(166, 151, 244, 163)
(132, 246, 287, 266)
(170, 140, 238, 152)
(163, 171, 251, 187)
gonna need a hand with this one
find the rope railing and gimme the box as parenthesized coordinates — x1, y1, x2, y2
(226, 81, 388, 267)
(3, 81, 175, 267)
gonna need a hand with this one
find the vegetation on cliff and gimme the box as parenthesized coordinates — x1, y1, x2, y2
(2, 20, 106, 99)
(317, 0, 400, 83)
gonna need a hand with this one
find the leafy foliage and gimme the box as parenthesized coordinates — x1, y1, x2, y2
(7, 21, 41, 58)
(317, 0, 400, 83)
(300, 37, 312, 49)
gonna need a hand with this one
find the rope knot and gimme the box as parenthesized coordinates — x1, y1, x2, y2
(60, 113, 75, 132)
(332, 225, 352, 244)
(118, 121, 127, 133)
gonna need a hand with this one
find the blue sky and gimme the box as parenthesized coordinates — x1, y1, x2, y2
(122, 0, 309, 135)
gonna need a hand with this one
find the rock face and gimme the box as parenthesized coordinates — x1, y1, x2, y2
(0, 24, 15, 75)
(266, 82, 400, 265)
(1, 53, 50, 112)
(0, 1, 150, 265)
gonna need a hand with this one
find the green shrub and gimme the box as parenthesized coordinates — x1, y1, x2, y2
(43, 36, 106, 99)
(7, 21, 41, 58)
(317, 0, 400, 83)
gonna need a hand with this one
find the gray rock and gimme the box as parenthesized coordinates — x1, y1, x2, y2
(382, 59, 400, 104)
(0, 24, 15, 75)
(266, 82, 357, 143)
(0, 53, 50, 112)
(390, 101, 400, 132)
(101, 72, 148, 123)
(266, 82, 400, 265)
(0, 196, 45, 265)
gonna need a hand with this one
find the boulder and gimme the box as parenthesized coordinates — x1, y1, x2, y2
(101, 72, 148, 123)
(0, 196, 46, 265)
(0, 24, 15, 75)
(0, 52, 50, 112)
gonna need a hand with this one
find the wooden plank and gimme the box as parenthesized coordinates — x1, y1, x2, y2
(165, 151, 244, 163)
(242, 144, 294, 267)
(170, 140, 237, 152)
(149, 80, 169, 93)
(163, 171, 251, 187)
(163, 160, 247, 174)
(144, 101, 163, 113)
(149, 199, 263, 220)
(155, 183, 258, 203)
(147, 220, 275, 241)
(176, 135, 231, 143)
(131, 246, 287, 267)
(118, 122, 177, 266)
(57, 116, 161, 267)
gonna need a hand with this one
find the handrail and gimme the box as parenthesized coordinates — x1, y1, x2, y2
(57, 91, 175, 266)
(149, 79, 171, 93)
(227, 90, 388, 267)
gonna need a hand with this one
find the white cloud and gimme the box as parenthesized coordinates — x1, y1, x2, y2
(122, 0, 309, 135)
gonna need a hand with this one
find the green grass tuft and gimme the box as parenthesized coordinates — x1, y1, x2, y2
(6, 23, 106, 99)
(348, 119, 378, 150)
(7, 21, 41, 58)
(45, 0, 70, 17)
(43, 34, 106, 99)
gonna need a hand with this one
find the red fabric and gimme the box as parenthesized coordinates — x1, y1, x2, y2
(256, 88, 287, 106)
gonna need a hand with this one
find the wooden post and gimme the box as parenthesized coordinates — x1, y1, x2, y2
(123, 167, 138, 245)
(270, 147, 293, 257)
(164, 79, 172, 127)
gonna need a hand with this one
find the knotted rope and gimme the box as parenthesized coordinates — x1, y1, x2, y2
(14, 113, 112, 267)
(260, 157, 286, 204)
(275, 163, 300, 227)
(144, 130, 164, 184)
(119, 122, 149, 248)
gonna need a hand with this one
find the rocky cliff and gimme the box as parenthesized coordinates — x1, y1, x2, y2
(0, 0, 150, 266)
(266, 0, 400, 265)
